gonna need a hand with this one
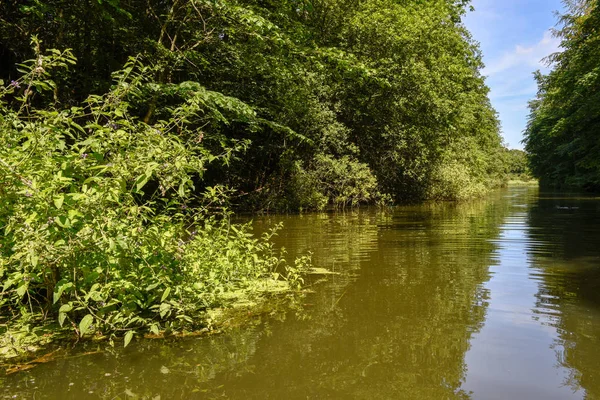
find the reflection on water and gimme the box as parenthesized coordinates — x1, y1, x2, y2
(462, 188, 583, 399)
(526, 191, 600, 399)
(3, 186, 600, 399)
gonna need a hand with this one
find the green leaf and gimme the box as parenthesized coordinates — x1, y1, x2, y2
(58, 312, 67, 327)
(161, 287, 171, 302)
(79, 314, 94, 336)
(53, 194, 64, 209)
(146, 282, 160, 291)
(54, 280, 73, 304)
(150, 324, 160, 335)
(16, 283, 28, 298)
(56, 216, 70, 228)
(124, 330, 134, 348)
(159, 303, 171, 318)
(134, 173, 149, 192)
(30, 253, 38, 267)
(59, 304, 73, 313)
(68, 209, 82, 219)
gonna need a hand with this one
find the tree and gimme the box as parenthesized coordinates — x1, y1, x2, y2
(524, 0, 600, 190)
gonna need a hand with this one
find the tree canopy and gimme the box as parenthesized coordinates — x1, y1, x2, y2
(1, 0, 506, 209)
(524, 0, 600, 191)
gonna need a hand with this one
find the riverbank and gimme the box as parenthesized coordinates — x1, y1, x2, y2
(507, 179, 539, 186)
(0, 273, 308, 366)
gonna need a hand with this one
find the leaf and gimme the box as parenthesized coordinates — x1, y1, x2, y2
(59, 304, 73, 313)
(159, 303, 171, 318)
(56, 216, 70, 228)
(150, 324, 160, 335)
(53, 194, 64, 209)
(134, 173, 149, 192)
(124, 330, 134, 348)
(16, 283, 28, 298)
(30, 253, 38, 267)
(58, 312, 67, 327)
(161, 287, 171, 302)
(146, 282, 160, 291)
(68, 209, 82, 219)
(178, 182, 187, 197)
(79, 314, 94, 336)
(54, 280, 73, 304)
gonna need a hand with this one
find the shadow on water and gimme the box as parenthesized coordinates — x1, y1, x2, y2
(7, 186, 597, 399)
(525, 191, 600, 398)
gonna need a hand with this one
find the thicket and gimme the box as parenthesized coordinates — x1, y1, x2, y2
(503, 149, 534, 182)
(0, 44, 307, 356)
(525, 0, 600, 190)
(1, 0, 506, 209)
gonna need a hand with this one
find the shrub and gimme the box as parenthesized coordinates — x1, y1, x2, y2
(285, 154, 379, 211)
(0, 43, 306, 354)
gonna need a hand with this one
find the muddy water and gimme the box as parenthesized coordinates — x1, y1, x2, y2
(3, 186, 600, 399)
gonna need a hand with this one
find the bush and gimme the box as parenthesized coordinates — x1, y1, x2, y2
(427, 161, 488, 201)
(285, 154, 379, 211)
(0, 44, 307, 354)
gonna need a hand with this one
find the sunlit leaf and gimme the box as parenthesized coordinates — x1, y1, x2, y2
(53, 194, 64, 209)
(161, 287, 171, 302)
(79, 314, 94, 336)
(124, 330, 134, 348)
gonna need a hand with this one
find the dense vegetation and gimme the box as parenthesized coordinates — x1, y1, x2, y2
(0, 0, 507, 355)
(0, 48, 308, 356)
(504, 149, 534, 182)
(1, 0, 507, 208)
(525, 0, 600, 190)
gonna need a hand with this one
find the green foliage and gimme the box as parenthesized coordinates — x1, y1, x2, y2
(284, 154, 379, 211)
(502, 149, 534, 182)
(0, 0, 505, 209)
(331, 0, 505, 202)
(0, 45, 307, 353)
(524, 0, 600, 190)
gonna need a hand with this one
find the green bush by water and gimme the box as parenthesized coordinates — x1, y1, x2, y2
(0, 45, 307, 357)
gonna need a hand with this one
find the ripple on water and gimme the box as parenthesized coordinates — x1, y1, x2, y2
(4, 187, 600, 399)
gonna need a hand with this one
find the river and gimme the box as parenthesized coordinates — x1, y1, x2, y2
(3, 185, 600, 399)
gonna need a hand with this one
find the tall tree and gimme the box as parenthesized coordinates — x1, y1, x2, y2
(1, 0, 505, 208)
(525, 0, 600, 190)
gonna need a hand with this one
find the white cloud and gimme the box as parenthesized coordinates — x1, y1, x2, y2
(489, 83, 539, 100)
(464, 0, 565, 150)
(483, 30, 561, 77)
(476, 30, 562, 149)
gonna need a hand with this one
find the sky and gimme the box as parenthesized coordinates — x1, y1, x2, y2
(463, 0, 565, 149)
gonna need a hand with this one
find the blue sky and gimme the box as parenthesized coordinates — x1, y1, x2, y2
(463, 0, 564, 149)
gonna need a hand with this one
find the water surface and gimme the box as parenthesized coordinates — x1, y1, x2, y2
(3, 186, 600, 399)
